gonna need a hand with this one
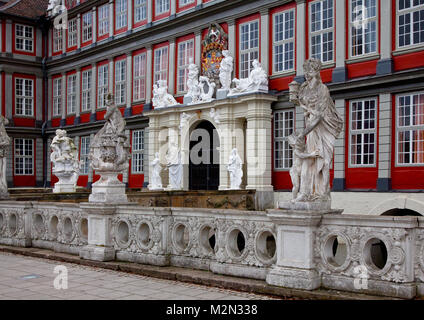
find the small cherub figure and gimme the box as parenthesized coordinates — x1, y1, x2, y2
(288, 133, 321, 201)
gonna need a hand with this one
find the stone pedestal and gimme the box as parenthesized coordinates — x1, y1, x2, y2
(279, 200, 331, 211)
(52, 171, 77, 193)
(216, 88, 229, 100)
(265, 209, 341, 290)
(183, 96, 192, 105)
(88, 171, 128, 203)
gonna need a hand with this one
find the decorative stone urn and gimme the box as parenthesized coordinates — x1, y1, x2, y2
(88, 93, 130, 203)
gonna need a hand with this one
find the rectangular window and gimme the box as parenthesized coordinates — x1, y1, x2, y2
(273, 9, 295, 73)
(134, 0, 147, 23)
(397, 0, 424, 48)
(154, 46, 168, 84)
(115, 59, 126, 105)
(15, 24, 34, 52)
(156, 0, 170, 15)
(310, 0, 334, 63)
(15, 78, 34, 116)
(177, 39, 194, 93)
(14, 138, 33, 175)
(396, 92, 424, 165)
(133, 53, 146, 101)
(67, 74, 77, 114)
(131, 130, 144, 173)
(82, 12, 93, 43)
(115, 0, 128, 30)
(179, 0, 194, 6)
(53, 77, 62, 117)
(53, 27, 62, 52)
(349, 98, 377, 166)
(98, 4, 110, 37)
(239, 20, 259, 79)
(274, 110, 294, 170)
(81, 70, 92, 112)
(350, 0, 378, 57)
(68, 19, 77, 48)
(98, 64, 109, 108)
(80, 136, 91, 175)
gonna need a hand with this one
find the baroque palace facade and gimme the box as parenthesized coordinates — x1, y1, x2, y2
(0, 0, 423, 214)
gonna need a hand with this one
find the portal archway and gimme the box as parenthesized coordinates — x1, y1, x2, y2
(189, 121, 220, 190)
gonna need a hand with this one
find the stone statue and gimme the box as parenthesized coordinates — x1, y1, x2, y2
(219, 50, 233, 91)
(50, 129, 79, 193)
(227, 148, 243, 190)
(185, 58, 202, 104)
(149, 152, 163, 190)
(179, 112, 193, 134)
(152, 80, 180, 109)
(0, 115, 10, 198)
(88, 93, 130, 202)
(166, 143, 183, 190)
(199, 76, 216, 102)
(210, 108, 220, 124)
(229, 59, 268, 95)
(287, 58, 343, 206)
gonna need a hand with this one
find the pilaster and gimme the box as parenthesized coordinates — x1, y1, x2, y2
(377, 0, 394, 75)
(260, 9, 269, 74)
(91, 63, 97, 122)
(109, 0, 114, 38)
(61, 73, 66, 127)
(77, 14, 81, 49)
(168, 38, 176, 95)
(92, 7, 97, 43)
(332, 99, 346, 191)
(295, 0, 306, 82)
(125, 52, 133, 117)
(332, 0, 347, 83)
(75, 69, 81, 125)
(145, 45, 153, 104)
(377, 93, 392, 191)
(195, 30, 202, 68)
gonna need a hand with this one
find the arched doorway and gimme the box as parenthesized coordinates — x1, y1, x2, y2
(189, 121, 220, 190)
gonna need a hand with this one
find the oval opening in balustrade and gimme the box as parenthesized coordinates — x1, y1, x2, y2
(80, 218, 88, 240)
(63, 217, 73, 241)
(33, 214, 45, 235)
(9, 213, 17, 235)
(227, 228, 245, 258)
(200, 225, 216, 254)
(324, 235, 348, 267)
(137, 223, 151, 248)
(117, 221, 130, 245)
(256, 231, 276, 262)
(49, 216, 59, 239)
(364, 238, 388, 270)
(0, 213, 3, 233)
(174, 224, 189, 251)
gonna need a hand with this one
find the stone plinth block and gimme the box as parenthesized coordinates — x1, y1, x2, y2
(53, 182, 76, 193)
(80, 245, 115, 262)
(0, 192, 10, 200)
(266, 266, 320, 290)
(216, 88, 229, 100)
(278, 200, 331, 211)
(89, 171, 128, 203)
(183, 96, 192, 105)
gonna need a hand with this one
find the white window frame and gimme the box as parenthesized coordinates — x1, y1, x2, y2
(15, 24, 34, 52)
(115, 59, 126, 106)
(396, 0, 424, 50)
(15, 78, 34, 117)
(67, 18, 77, 48)
(115, 0, 128, 30)
(155, 0, 170, 15)
(82, 12, 93, 43)
(134, 0, 147, 23)
(67, 74, 77, 115)
(133, 52, 146, 101)
(131, 129, 145, 174)
(98, 4, 110, 37)
(80, 136, 91, 175)
(14, 138, 34, 176)
(239, 19, 260, 79)
(274, 109, 295, 170)
(349, 0, 379, 58)
(348, 98, 378, 167)
(177, 39, 194, 94)
(309, 0, 334, 63)
(81, 69, 92, 112)
(53, 77, 62, 117)
(153, 46, 168, 84)
(395, 91, 424, 166)
(179, 0, 194, 6)
(97, 64, 109, 109)
(272, 9, 295, 74)
(53, 27, 62, 52)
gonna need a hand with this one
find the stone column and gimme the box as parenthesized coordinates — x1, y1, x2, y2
(77, 14, 81, 49)
(91, 63, 97, 122)
(195, 30, 202, 68)
(218, 108, 235, 191)
(124, 52, 132, 117)
(166, 116, 181, 190)
(295, 0, 306, 82)
(75, 68, 81, 125)
(332, 99, 346, 191)
(61, 73, 66, 127)
(92, 7, 97, 43)
(168, 38, 176, 95)
(377, 0, 393, 75)
(332, 0, 347, 82)
(266, 210, 324, 290)
(145, 45, 153, 106)
(109, 0, 114, 37)
(260, 9, 269, 74)
(127, 0, 133, 30)
(147, 116, 160, 189)
(377, 93, 392, 191)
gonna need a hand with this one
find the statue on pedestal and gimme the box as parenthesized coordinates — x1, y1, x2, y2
(199, 76, 216, 102)
(219, 50, 233, 91)
(227, 148, 243, 190)
(0, 115, 10, 198)
(285, 58, 343, 209)
(50, 129, 79, 193)
(149, 152, 163, 190)
(152, 80, 180, 109)
(166, 143, 183, 190)
(229, 59, 268, 95)
(185, 58, 202, 104)
(89, 93, 130, 202)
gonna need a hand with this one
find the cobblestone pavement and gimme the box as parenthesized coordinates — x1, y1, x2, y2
(0, 252, 280, 300)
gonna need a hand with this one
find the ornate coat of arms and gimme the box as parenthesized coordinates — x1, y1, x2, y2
(201, 23, 228, 88)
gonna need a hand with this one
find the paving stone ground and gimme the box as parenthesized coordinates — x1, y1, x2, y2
(0, 252, 280, 300)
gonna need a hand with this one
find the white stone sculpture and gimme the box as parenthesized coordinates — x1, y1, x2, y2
(166, 143, 183, 190)
(50, 129, 80, 193)
(227, 148, 243, 190)
(179, 112, 193, 134)
(0, 115, 10, 199)
(219, 50, 233, 91)
(209, 108, 220, 124)
(184, 58, 202, 104)
(149, 152, 163, 190)
(88, 93, 130, 202)
(199, 76, 216, 102)
(283, 58, 343, 210)
(152, 80, 180, 109)
(229, 59, 268, 95)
